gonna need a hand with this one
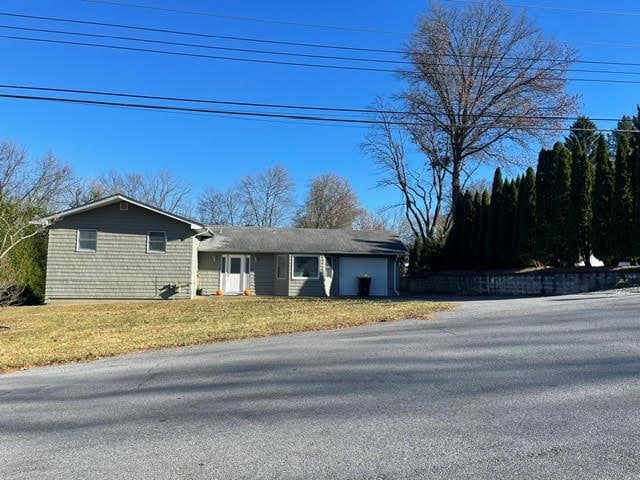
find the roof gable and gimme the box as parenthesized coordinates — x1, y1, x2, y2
(32, 194, 208, 233)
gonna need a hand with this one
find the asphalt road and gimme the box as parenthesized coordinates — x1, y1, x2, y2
(2, 291, 639, 479)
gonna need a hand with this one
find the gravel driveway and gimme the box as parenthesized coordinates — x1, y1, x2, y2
(2, 291, 639, 479)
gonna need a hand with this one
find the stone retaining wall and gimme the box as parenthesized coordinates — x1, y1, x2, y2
(401, 268, 640, 296)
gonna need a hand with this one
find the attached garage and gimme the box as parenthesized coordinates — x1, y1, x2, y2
(339, 257, 389, 296)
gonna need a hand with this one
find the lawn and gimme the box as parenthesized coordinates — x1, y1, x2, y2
(0, 296, 452, 373)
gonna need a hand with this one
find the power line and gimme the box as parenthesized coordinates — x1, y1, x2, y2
(79, 0, 404, 35)
(0, 83, 626, 123)
(79, 0, 640, 50)
(3, 11, 640, 69)
(3, 24, 640, 78)
(443, 0, 640, 17)
(5, 33, 640, 86)
(0, 91, 637, 133)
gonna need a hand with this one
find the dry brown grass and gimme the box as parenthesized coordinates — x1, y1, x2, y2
(0, 296, 452, 373)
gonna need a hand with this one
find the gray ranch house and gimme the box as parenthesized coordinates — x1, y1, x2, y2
(34, 194, 407, 301)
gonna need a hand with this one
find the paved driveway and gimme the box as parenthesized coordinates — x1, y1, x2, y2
(2, 291, 639, 479)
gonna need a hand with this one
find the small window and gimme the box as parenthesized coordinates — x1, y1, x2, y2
(293, 256, 320, 279)
(220, 256, 226, 273)
(147, 231, 166, 253)
(77, 229, 97, 252)
(245, 256, 251, 274)
(229, 257, 241, 274)
(325, 256, 334, 278)
(276, 255, 287, 279)
(119, 202, 129, 211)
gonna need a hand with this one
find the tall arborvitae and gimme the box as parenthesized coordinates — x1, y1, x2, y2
(591, 135, 616, 265)
(631, 108, 640, 258)
(614, 134, 634, 260)
(409, 236, 423, 272)
(548, 142, 572, 266)
(478, 190, 491, 269)
(535, 148, 554, 264)
(565, 116, 599, 158)
(499, 179, 518, 267)
(567, 143, 594, 266)
(517, 167, 537, 266)
(445, 193, 466, 268)
(461, 191, 475, 267)
(485, 168, 503, 268)
(608, 115, 634, 156)
(470, 191, 483, 268)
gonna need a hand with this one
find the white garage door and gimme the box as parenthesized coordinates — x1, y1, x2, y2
(339, 257, 388, 296)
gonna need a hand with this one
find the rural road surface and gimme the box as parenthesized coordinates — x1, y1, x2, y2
(2, 291, 639, 479)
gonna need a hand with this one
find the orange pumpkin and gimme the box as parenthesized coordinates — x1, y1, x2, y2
(243, 289, 252, 296)
(216, 289, 224, 296)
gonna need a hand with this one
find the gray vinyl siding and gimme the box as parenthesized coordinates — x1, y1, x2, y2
(197, 252, 220, 295)
(45, 202, 196, 300)
(253, 254, 275, 295)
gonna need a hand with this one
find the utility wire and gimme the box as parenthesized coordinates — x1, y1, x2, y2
(4, 33, 640, 86)
(79, 0, 404, 35)
(442, 0, 640, 17)
(3, 11, 640, 68)
(79, 0, 640, 50)
(0, 83, 626, 123)
(3, 24, 640, 77)
(0, 91, 638, 133)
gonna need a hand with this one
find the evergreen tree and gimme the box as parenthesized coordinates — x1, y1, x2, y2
(608, 115, 634, 156)
(445, 193, 467, 268)
(470, 191, 483, 268)
(485, 168, 503, 268)
(535, 148, 554, 264)
(409, 237, 423, 272)
(548, 142, 572, 266)
(517, 167, 537, 266)
(478, 190, 491, 269)
(631, 108, 640, 258)
(461, 191, 475, 267)
(565, 116, 599, 158)
(567, 144, 594, 266)
(500, 180, 518, 267)
(591, 135, 615, 266)
(613, 134, 634, 260)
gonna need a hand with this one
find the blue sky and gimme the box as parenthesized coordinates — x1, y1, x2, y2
(1, 0, 639, 212)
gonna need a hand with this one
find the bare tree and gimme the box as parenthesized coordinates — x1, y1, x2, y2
(353, 209, 390, 231)
(0, 141, 72, 305)
(401, 0, 577, 205)
(362, 100, 448, 243)
(75, 169, 193, 214)
(295, 173, 361, 229)
(238, 165, 294, 227)
(197, 186, 243, 225)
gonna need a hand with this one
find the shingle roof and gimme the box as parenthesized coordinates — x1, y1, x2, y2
(198, 226, 407, 255)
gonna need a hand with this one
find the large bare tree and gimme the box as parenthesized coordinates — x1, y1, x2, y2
(362, 100, 448, 243)
(238, 165, 294, 227)
(400, 0, 577, 206)
(295, 173, 361, 229)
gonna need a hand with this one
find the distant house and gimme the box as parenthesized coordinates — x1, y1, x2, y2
(33, 194, 406, 301)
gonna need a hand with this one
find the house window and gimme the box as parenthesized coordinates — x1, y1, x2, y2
(76, 229, 97, 252)
(220, 256, 226, 273)
(147, 231, 167, 253)
(293, 256, 320, 279)
(276, 255, 287, 279)
(325, 256, 334, 278)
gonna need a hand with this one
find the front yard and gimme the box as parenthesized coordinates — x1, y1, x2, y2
(0, 296, 451, 373)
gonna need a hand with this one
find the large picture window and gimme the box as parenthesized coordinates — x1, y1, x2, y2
(292, 256, 320, 279)
(76, 229, 97, 252)
(147, 231, 167, 253)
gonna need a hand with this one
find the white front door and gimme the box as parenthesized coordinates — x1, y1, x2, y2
(225, 255, 245, 294)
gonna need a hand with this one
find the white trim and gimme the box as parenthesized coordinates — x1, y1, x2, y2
(76, 229, 97, 252)
(291, 255, 321, 280)
(31, 194, 208, 232)
(146, 231, 167, 254)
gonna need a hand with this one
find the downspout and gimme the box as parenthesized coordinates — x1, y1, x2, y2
(393, 255, 400, 296)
